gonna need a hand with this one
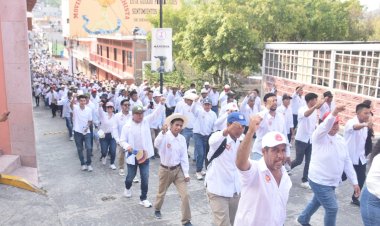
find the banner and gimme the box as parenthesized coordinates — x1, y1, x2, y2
(151, 28, 173, 72)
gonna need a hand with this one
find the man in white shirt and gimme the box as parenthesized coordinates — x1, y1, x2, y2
(235, 118, 292, 226)
(219, 84, 231, 106)
(129, 89, 143, 110)
(291, 85, 306, 128)
(344, 103, 372, 206)
(166, 86, 181, 116)
(120, 98, 165, 208)
(175, 92, 198, 154)
(297, 106, 360, 226)
(147, 91, 166, 159)
(113, 99, 131, 176)
(276, 94, 294, 143)
(205, 112, 246, 226)
(70, 94, 94, 172)
(319, 91, 336, 123)
(153, 113, 192, 226)
(291, 93, 325, 189)
(240, 93, 258, 128)
(34, 84, 42, 107)
(192, 98, 217, 180)
(208, 85, 219, 116)
(251, 93, 289, 161)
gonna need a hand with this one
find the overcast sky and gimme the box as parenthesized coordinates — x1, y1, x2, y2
(359, 0, 380, 11)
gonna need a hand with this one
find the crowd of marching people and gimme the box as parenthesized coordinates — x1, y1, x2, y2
(30, 55, 379, 226)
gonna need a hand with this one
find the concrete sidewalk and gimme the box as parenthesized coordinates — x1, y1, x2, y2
(0, 106, 363, 226)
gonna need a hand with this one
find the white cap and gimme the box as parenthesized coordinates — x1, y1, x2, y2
(153, 91, 162, 98)
(226, 102, 239, 111)
(261, 131, 288, 148)
(201, 88, 208, 94)
(224, 84, 230, 89)
(183, 92, 198, 101)
(204, 82, 210, 86)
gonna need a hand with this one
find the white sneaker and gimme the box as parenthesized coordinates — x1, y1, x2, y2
(81, 165, 87, 171)
(110, 164, 116, 170)
(201, 171, 206, 176)
(123, 188, 132, 198)
(119, 169, 125, 176)
(101, 157, 106, 165)
(133, 177, 139, 183)
(70, 137, 74, 141)
(196, 172, 203, 180)
(139, 199, 152, 208)
(87, 165, 93, 172)
(300, 181, 311, 190)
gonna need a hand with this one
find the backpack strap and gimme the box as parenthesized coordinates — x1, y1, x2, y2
(206, 138, 227, 169)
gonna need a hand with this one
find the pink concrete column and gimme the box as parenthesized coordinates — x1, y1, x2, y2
(0, 0, 37, 167)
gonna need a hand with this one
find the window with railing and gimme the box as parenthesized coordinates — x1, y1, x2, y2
(333, 50, 380, 97)
(127, 51, 132, 67)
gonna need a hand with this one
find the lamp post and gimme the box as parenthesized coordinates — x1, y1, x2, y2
(159, 0, 163, 94)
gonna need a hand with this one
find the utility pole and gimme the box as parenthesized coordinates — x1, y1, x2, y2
(159, 0, 163, 94)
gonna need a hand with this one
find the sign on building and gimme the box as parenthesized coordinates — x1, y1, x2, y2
(67, 0, 180, 37)
(151, 28, 173, 72)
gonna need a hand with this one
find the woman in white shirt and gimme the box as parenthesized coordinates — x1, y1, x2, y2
(98, 102, 117, 170)
(360, 139, 380, 226)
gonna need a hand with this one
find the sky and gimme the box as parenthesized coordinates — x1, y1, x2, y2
(359, 0, 380, 11)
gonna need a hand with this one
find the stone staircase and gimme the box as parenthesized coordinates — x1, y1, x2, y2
(0, 152, 39, 186)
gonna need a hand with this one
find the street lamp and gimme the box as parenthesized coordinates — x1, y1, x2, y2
(159, 0, 163, 94)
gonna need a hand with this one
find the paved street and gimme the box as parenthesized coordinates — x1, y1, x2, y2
(0, 106, 364, 226)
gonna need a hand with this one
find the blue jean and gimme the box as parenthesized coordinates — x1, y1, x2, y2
(181, 127, 193, 149)
(194, 133, 208, 172)
(65, 117, 73, 138)
(211, 105, 218, 116)
(298, 179, 338, 226)
(125, 159, 150, 201)
(361, 186, 380, 226)
(99, 133, 116, 164)
(74, 131, 92, 166)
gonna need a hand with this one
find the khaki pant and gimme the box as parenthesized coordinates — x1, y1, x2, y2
(117, 144, 125, 170)
(207, 191, 240, 226)
(154, 165, 191, 225)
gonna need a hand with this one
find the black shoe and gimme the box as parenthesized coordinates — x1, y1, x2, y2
(150, 156, 156, 160)
(351, 199, 360, 206)
(154, 210, 162, 219)
(183, 221, 192, 226)
(296, 217, 311, 226)
(154, 153, 160, 158)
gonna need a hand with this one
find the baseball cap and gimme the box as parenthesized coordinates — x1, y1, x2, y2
(201, 88, 208, 94)
(224, 84, 230, 89)
(132, 105, 144, 114)
(282, 94, 293, 100)
(203, 97, 212, 105)
(204, 82, 210, 86)
(322, 112, 340, 124)
(227, 112, 247, 126)
(91, 88, 97, 93)
(262, 131, 288, 148)
(106, 102, 114, 108)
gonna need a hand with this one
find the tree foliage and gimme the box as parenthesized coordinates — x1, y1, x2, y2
(149, 0, 374, 86)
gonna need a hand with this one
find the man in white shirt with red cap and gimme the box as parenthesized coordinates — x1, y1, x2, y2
(235, 116, 292, 226)
(297, 105, 360, 226)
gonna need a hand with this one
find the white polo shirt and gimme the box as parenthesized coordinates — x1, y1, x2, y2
(72, 105, 93, 134)
(192, 104, 217, 136)
(277, 105, 294, 134)
(205, 131, 243, 197)
(367, 154, 380, 199)
(291, 92, 306, 115)
(252, 109, 290, 156)
(319, 101, 336, 120)
(309, 114, 358, 187)
(344, 116, 368, 165)
(295, 105, 318, 143)
(234, 159, 292, 226)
